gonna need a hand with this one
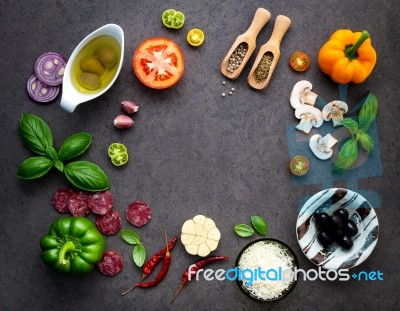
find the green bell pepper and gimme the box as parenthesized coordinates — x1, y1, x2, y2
(40, 217, 105, 275)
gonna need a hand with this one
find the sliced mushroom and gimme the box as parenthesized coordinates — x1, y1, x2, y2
(295, 105, 323, 134)
(290, 80, 319, 109)
(322, 101, 348, 126)
(309, 133, 338, 160)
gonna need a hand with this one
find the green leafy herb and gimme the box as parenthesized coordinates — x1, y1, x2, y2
(19, 113, 53, 155)
(334, 92, 378, 172)
(58, 132, 93, 162)
(53, 160, 64, 172)
(234, 224, 254, 237)
(250, 216, 268, 236)
(357, 131, 374, 153)
(334, 138, 358, 172)
(341, 118, 358, 135)
(120, 229, 141, 245)
(133, 244, 146, 267)
(64, 161, 110, 191)
(17, 156, 53, 179)
(17, 114, 110, 192)
(121, 229, 146, 267)
(358, 93, 378, 132)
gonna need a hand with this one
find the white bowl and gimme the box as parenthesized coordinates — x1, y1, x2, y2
(60, 24, 124, 112)
(296, 188, 379, 270)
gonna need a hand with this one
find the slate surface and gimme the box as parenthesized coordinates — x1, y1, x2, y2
(1, 0, 399, 310)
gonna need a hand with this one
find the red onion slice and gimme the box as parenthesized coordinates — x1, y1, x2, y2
(34, 52, 67, 86)
(27, 74, 60, 103)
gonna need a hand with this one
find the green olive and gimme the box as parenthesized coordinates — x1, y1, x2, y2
(77, 72, 100, 90)
(96, 45, 118, 68)
(80, 56, 105, 75)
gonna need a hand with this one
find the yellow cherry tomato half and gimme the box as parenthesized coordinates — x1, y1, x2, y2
(187, 29, 205, 47)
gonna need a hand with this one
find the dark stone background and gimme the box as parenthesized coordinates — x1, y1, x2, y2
(1, 0, 399, 310)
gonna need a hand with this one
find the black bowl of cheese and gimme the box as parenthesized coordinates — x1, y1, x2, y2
(235, 238, 299, 302)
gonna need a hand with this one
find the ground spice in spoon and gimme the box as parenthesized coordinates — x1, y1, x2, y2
(254, 52, 274, 83)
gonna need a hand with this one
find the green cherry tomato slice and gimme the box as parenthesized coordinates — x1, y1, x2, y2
(108, 143, 128, 166)
(162, 9, 185, 29)
(111, 153, 129, 166)
(187, 29, 205, 46)
(289, 155, 309, 176)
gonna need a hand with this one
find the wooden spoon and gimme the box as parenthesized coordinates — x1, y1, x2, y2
(247, 15, 291, 90)
(220, 8, 271, 80)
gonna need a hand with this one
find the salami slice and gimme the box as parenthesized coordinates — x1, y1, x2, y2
(68, 192, 90, 217)
(96, 210, 122, 235)
(97, 250, 123, 276)
(88, 191, 113, 215)
(52, 188, 75, 213)
(126, 201, 152, 227)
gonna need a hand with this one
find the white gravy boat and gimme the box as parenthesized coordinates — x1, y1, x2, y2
(60, 24, 124, 112)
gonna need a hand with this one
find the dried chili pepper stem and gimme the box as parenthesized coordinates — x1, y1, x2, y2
(171, 256, 229, 303)
(136, 228, 171, 288)
(121, 235, 178, 296)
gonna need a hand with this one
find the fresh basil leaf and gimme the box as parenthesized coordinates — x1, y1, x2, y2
(333, 138, 359, 172)
(46, 146, 58, 161)
(250, 216, 268, 236)
(234, 224, 254, 237)
(58, 132, 93, 162)
(19, 113, 53, 155)
(340, 118, 358, 135)
(53, 160, 64, 172)
(120, 229, 141, 245)
(64, 160, 110, 191)
(17, 156, 53, 179)
(357, 131, 374, 153)
(133, 244, 146, 267)
(359, 92, 378, 132)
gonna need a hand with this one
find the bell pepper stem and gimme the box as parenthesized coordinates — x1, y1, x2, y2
(57, 241, 75, 267)
(345, 31, 370, 60)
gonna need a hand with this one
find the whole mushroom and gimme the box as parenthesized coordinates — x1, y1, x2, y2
(290, 80, 319, 109)
(309, 133, 338, 160)
(322, 101, 348, 126)
(295, 105, 324, 134)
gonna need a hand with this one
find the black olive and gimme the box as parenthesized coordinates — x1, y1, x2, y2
(317, 231, 333, 248)
(338, 235, 353, 250)
(343, 220, 358, 237)
(332, 228, 345, 241)
(327, 215, 343, 232)
(334, 208, 349, 222)
(314, 212, 330, 231)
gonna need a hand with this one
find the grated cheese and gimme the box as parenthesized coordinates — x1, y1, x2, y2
(238, 241, 295, 300)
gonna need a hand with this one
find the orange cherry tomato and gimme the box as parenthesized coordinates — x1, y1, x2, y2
(289, 51, 310, 72)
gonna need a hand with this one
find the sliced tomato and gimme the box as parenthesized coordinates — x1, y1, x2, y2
(187, 29, 205, 46)
(133, 37, 184, 89)
(289, 51, 311, 72)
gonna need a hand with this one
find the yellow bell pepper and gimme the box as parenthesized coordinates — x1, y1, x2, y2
(318, 30, 377, 84)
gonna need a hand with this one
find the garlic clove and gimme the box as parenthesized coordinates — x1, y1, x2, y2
(121, 100, 139, 115)
(113, 115, 134, 130)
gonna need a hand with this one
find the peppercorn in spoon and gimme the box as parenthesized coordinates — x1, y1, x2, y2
(248, 15, 291, 90)
(220, 8, 271, 80)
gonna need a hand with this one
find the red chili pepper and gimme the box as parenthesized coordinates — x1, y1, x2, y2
(136, 228, 171, 288)
(171, 256, 229, 303)
(121, 234, 177, 296)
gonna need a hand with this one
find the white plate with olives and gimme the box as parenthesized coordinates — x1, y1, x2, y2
(296, 188, 379, 270)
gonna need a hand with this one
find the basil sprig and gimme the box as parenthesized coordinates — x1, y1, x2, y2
(235, 215, 268, 238)
(334, 92, 378, 172)
(120, 229, 147, 267)
(17, 113, 110, 191)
